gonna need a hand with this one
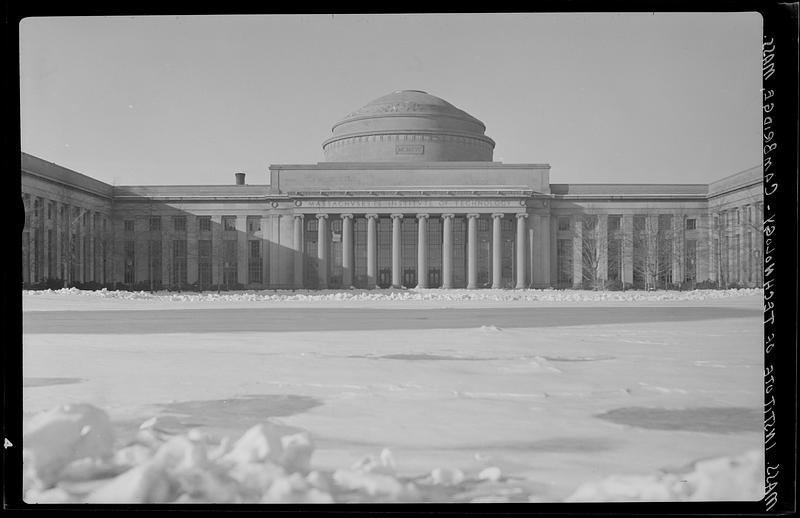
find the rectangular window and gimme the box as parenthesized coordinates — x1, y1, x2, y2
(149, 216, 161, 231)
(608, 215, 621, 231)
(172, 239, 187, 287)
(198, 239, 212, 288)
(173, 216, 187, 232)
(47, 202, 53, 220)
(247, 216, 261, 234)
(124, 240, 135, 284)
(556, 239, 573, 287)
(148, 239, 162, 287)
(222, 239, 238, 286)
(222, 216, 237, 232)
(685, 239, 697, 283)
(582, 215, 597, 232)
(248, 240, 262, 284)
(558, 217, 570, 231)
(124, 220, 134, 232)
(685, 218, 696, 230)
(198, 216, 211, 233)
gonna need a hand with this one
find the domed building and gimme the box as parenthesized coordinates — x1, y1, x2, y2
(21, 91, 763, 291)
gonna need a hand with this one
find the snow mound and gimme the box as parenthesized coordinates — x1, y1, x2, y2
(23, 287, 762, 305)
(23, 406, 504, 503)
(565, 449, 764, 502)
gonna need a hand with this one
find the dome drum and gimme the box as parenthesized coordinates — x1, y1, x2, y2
(323, 90, 495, 163)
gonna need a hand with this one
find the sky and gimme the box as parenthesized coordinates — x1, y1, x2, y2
(19, 13, 763, 186)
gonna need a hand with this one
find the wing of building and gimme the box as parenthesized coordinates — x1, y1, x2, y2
(21, 90, 764, 290)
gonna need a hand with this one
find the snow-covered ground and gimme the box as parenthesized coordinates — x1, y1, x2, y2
(22, 289, 764, 503)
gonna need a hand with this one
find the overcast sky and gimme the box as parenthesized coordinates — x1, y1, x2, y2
(20, 13, 762, 186)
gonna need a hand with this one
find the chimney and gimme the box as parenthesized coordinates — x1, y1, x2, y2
(234, 172, 246, 185)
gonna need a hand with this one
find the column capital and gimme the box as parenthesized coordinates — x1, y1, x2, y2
(316, 213, 329, 220)
(365, 213, 379, 220)
(466, 213, 480, 219)
(491, 212, 505, 219)
(515, 213, 529, 219)
(416, 213, 430, 220)
(441, 213, 455, 220)
(341, 213, 354, 220)
(390, 213, 404, 220)
(293, 213, 305, 220)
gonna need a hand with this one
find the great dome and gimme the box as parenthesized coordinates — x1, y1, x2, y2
(322, 90, 495, 162)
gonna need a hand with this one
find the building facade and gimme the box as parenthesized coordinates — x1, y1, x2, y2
(21, 90, 764, 290)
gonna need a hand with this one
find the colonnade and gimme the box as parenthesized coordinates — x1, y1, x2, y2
(292, 212, 529, 290)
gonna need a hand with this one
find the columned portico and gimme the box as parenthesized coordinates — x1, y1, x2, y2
(316, 214, 328, 289)
(390, 213, 403, 288)
(341, 214, 354, 287)
(491, 213, 503, 288)
(416, 214, 429, 288)
(441, 214, 454, 289)
(466, 213, 479, 289)
(515, 213, 528, 289)
(366, 214, 378, 287)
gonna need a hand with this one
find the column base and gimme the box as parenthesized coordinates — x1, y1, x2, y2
(515, 282, 527, 289)
(467, 284, 478, 290)
(491, 283, 502, 289)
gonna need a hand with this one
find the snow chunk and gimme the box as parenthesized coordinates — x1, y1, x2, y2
(223, 423, 284, 466)
(279, 432, 314, 474)
(23, 404, 115, 488)
(86, 461, 173, 503)
(478, 466, 503, 482)
(430, 467, 465, 486)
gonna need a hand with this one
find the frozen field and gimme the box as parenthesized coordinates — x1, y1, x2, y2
(22, 289, 764, 502)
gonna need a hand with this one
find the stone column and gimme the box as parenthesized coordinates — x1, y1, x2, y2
(597, 214, 608, 288)
(187, 215, 199, 285)
(341, 214, 354, 288)
(549, 215, 558, 286)
(260, 215, 270, 286)
(572, 214, 583, 288)
(466, 214, 479, 289)
(87, 210, 95, 283)
(390, 214, 403, 288)
(491, 213, 504, 289)
(647, 214, 659, 288)
(738, 206, 747, 285)
(441, 214, 454, 289)
(516, 213, 528, 289)
(162, 217, 170, 289)
(416, 214, 429, 288)
(211, 215, 222, 287)
(54, 201, 62, 281)
(366, 214, 378, 288)
(236, 216, 248, 287)
(672, 214, 683, 285)
(293, 214, 304, 289)
(316, 214, 329, 289)
(77, 207, 86, 284)
(29, 196, 38, 283)
(621, 214, 634, 286)
(41, 200, 50, 280)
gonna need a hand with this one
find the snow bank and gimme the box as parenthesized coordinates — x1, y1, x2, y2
(23, 287, 762, 305)
(22, 404, 501, 503)
(565, 449, 764, 502)
(23, 404, 766, 503)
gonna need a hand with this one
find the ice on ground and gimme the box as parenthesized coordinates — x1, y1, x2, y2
(22, 404, 764, 503)
(22, 287, 762, 309)
(566, 449, 764, 502)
